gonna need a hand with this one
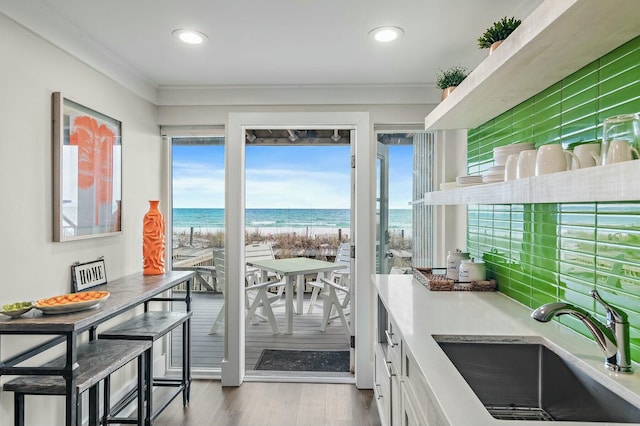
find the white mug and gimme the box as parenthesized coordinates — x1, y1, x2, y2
(516, 150, 537, 179)
(604, 139, 640, 164)
(504, 154, 518, 181)
(535, 144, 580, 175)
(572, 143, 601, 168)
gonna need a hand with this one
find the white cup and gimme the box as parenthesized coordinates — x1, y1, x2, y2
(572, 143, 601, 168)
(504, 154, 518, 181)
(605, 139, 640, 164)
(535, 144, 580, 175)
(516, 150, 537, 179)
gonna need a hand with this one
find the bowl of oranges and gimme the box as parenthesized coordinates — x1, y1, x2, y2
(35, 291, 110, 314)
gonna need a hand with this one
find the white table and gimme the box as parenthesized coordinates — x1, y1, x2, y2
(245, 257, 346, 334)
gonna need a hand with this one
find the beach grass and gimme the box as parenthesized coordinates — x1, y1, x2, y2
(173, 228, 412, 268)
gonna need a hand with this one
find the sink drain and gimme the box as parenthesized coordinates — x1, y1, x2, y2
(486, 405, 555, 421)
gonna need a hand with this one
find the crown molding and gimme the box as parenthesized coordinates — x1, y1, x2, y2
(157, 84, 440, 106)
(0, 1, 158, 103)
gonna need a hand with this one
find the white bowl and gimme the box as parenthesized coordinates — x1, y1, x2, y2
(494, 143, 535, 153)
(482, 175, 505, 183)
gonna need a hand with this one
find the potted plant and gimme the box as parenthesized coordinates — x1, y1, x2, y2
(477, 16, 521, 54)
(436, 65, 468, 101)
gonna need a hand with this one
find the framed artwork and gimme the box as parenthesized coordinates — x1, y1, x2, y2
(71, 258, 107, 292)
(52, 92, 122, 241)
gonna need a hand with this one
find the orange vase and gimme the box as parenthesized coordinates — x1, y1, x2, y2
(143, 200, 165, 275)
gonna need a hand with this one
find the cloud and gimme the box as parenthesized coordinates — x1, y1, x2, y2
(246, 167, 349, 208)
(173, 161, 225, 208)
(172, 158, 351, 209)
(172, 144, 412, 209)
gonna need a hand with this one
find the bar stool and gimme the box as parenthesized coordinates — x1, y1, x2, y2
(3, 339, 151, 426)
(99, 310, 192, 424)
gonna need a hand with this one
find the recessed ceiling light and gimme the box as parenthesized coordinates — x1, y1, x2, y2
(369, 26, 404, 43)
(172, 29, 208, 45)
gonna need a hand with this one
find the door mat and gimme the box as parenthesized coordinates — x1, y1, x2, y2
(254, 349, 350, 372)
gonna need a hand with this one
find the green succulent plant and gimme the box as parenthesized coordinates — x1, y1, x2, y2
(477, 16, 522, 49)
(435, 66, 469, 90)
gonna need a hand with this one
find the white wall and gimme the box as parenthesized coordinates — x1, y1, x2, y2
(433, 129, 468, 266)
(0, 13, 160, 425)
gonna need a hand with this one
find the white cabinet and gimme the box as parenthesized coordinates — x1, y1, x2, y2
(374, 344, 392, 426)
(374, 299, 447, 426)
(401, 382, 426, 426)
(402, 347, 448, 425)
(375, 297, 403, 426)
(387, 318, 402, 426)
(376, 296, 447, 425)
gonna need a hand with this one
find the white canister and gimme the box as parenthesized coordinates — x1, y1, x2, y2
(446, 249, 470, 281)
(458, 258, 487, 283)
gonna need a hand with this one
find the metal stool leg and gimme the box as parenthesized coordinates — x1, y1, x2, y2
(146, 346, 153, 425)
(182, 320, 188, 406)
(14, 393, 24, 426)
(102, 375, 111, 425)
(137, 353, 145, 426)
(89, 384, 99, 426)
(76, 393, 83, 426)
(145, 348, 153, 426)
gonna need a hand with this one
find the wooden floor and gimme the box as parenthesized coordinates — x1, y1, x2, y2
(170, 291, 351, 372)
(153, 380, 381, 426)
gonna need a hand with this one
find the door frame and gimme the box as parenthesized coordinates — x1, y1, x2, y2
(223, 112, 373, 388)
(376, 142, 390, 274)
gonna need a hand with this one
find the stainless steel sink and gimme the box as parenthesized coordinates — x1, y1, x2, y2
(434, 336, 640, 423)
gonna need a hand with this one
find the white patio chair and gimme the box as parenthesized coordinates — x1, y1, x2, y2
(307, 242, 351, 314)
(245, 242, 285, 300)
(209, 248, 285, 335)
(208, 249, 226, 335)
(318, 275, 351, 335)
(244, 243, 286, 334)
(245, 243, 282, 286)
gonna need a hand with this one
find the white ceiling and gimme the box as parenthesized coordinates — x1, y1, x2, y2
(1, 0, 542, 103)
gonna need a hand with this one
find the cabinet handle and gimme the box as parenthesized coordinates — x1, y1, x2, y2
(385, 330, 398, 347)
(385, 360, 396, 378)
(375, 383, 383, 399)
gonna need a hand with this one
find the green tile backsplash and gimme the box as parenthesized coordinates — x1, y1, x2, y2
(466, 36, 640, 361)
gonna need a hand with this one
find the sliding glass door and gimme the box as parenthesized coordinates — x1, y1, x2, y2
(168, 133, 225, 374)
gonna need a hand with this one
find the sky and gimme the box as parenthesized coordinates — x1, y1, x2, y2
(172, 143, 413, 209)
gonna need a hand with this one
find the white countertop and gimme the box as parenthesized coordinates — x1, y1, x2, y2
(375, 275, 640, 426)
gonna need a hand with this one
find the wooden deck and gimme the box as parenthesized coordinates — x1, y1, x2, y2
(169, 291, 351, 373)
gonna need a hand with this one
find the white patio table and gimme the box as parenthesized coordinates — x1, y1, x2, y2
(245, 257, 346, 334)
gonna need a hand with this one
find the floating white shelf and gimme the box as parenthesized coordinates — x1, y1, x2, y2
(424, 0, 640, 131)
(423, 161, 640, 205)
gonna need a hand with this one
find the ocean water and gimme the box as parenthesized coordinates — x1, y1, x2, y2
(172, 208, 411, 234)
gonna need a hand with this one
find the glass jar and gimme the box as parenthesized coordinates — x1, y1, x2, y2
(446, 249, 470, 281)
(601, 114, 640, 165)
(458, 258, 486, 283)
